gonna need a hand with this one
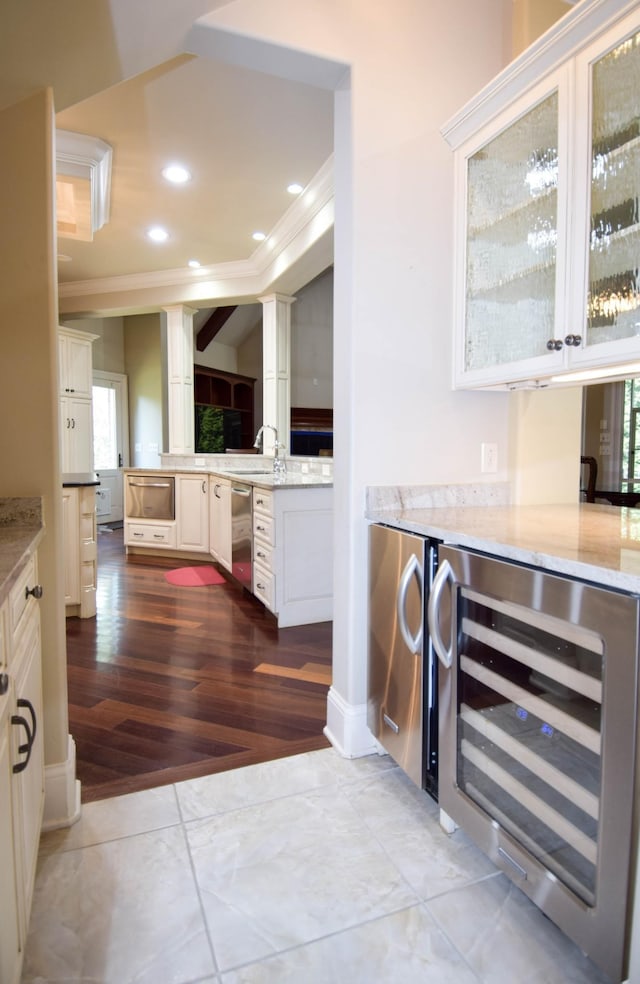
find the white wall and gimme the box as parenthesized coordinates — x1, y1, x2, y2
(193, 0, 513, 753)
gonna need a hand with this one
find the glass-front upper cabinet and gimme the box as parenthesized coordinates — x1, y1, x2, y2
(570, 14, 640, 369)
(459, 75, 569, 386)
(444, 3, 640, 390)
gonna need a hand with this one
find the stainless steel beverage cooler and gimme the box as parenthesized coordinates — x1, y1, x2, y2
(367, 523, 438, 797)
(428, 544, 640, 983)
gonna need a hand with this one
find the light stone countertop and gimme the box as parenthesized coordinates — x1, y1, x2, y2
(365, 501, 640, 594)
(124, 466, 332, 490)
(0, 498, 44, 607)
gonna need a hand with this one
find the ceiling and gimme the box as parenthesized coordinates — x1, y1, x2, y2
(54, 49, 335, 342)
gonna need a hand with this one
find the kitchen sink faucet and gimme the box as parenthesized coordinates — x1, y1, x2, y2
(253, 424, 278, 452)
(254, 424, 286, 479)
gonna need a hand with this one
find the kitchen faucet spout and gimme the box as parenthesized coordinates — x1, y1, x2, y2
(253, 424, 278, 450)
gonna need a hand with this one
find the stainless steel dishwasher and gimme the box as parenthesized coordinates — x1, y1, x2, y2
(230, 483, 252, 589)
(125, 474, 175, 520)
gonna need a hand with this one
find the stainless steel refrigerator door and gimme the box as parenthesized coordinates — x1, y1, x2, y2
(368, 524, 424, 787)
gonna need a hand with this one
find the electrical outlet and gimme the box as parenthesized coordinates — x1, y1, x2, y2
(481, 442, 498, 473)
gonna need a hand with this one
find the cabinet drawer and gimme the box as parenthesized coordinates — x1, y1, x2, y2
(253, 541, 273, 572)
(126, 522, 176, 547)
(253, 563, 275, 613)
(9, 555, 38, 645)
(253, 488, 273, 516)
(253, 513, 274, 546)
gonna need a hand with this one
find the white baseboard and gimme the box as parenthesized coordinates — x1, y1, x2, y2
(324, 686, 378, 759)
(42, 734, 82, 831)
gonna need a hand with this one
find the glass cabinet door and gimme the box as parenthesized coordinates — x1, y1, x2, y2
(455, 588, 603, 905)
(584, 28, 640, 351)
(463, 85, 565, 378)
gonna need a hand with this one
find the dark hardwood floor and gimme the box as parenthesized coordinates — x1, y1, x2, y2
(66, 528, 332, 802)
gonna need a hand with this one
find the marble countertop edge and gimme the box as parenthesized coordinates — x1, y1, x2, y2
(365, 499, 640, 594)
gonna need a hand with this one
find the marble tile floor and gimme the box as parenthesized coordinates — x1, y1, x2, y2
(22, 748, 610, 984)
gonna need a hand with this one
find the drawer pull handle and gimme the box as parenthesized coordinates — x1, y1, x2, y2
(257, 582, 266, 591)
(257, 524, 266, 532)
(25, 584, 43, 600)
(257, 551, 266, 559)
(153, 534, 164, 539)
(0, 672, 9, 696)
(133, 532, 144, 537)
(12, 698, 37, 774)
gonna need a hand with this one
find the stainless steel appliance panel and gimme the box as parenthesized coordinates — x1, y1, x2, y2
(125, 475, 175, 520)
(368, 523, 425, 788)
(231, 483, 252, 589)
(429, 545, 639, 983)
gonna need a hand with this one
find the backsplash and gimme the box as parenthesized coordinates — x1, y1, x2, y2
(160, 453, 332, 478)
(0, 497, 43, 527)
(366, 482, 510, 512)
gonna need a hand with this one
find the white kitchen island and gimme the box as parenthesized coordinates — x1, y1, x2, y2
(123, 457, 333, 628)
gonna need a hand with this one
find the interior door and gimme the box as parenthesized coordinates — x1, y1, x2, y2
(92, 371, 129, 523)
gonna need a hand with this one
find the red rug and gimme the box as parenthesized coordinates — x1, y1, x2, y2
(164, 566, 226, 587)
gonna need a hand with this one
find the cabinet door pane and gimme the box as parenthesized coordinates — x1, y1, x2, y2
(587, 31, 640, 346)
(465, 92, 559, 371)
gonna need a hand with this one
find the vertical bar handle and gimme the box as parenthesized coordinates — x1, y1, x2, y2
(396, 553, 423, 654)
(427, 558, 454, 669)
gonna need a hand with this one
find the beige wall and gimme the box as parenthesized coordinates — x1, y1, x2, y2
(0, 89, 68, 766)
(61, 316, 126, 374)
(509, 388, 582, 504)
(290, 267, 333, 410)
(123, 314, 163, 468)
(512, 0, 574, 56)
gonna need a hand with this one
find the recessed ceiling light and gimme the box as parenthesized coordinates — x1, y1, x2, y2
(147, 226, 169, 243)
(162, 164, 191, 185)
(252, 231, 266, 242)
(188, 259, 201, 269)
(287, 183, 303, 195)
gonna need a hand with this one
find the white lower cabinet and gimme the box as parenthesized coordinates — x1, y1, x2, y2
(209, 477, 232, 571)
(176, 474, 209, 553)
(1, 550, 44, 984)
(124, 521, 177, 548)
(252, 486, 333, 627)
(62, 486, 97, 618)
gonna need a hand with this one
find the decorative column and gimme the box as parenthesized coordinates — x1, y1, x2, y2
(258, 293, 295, 454)
(162, 304, 197, 454)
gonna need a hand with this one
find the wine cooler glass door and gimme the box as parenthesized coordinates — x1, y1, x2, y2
(433, 545, 639, 984)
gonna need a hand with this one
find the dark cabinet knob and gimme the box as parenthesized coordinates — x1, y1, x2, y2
(546, 338, 563, 351)
(25, 584, 43, 600)
(0, 672, 8, 696)
(564, 334, 582, 347)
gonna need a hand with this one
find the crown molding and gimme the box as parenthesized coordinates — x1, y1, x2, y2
(58, 154, 334, 312)
(56, 129, 113, 233)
